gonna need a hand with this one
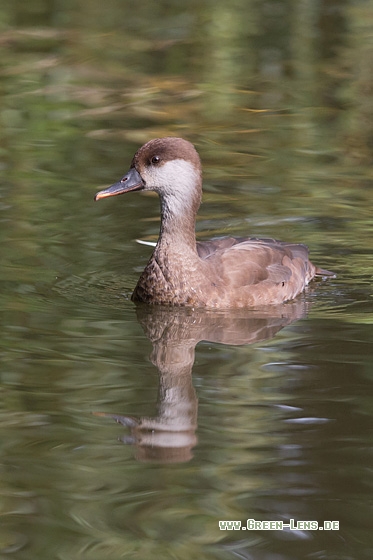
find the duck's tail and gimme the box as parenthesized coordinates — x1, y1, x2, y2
(314, 266, 336, 279)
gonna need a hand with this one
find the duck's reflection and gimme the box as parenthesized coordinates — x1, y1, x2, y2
(98, 300, 309, 463)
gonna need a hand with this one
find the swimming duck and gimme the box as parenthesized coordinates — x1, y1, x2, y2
(95, 137, 334, 308)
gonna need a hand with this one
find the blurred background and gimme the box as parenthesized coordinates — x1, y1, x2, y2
(0, 1, 372, 559)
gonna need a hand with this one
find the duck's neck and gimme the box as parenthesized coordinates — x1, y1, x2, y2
(156, 194, 199, 255)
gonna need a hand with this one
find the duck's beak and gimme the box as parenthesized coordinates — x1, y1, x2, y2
(94, 167, 144, 201)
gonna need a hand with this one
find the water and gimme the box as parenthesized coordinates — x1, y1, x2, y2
(0, 1, 372, 559)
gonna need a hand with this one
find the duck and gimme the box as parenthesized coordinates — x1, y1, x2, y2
(95, 137, 334, 308)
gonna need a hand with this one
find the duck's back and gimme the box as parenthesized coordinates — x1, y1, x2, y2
(195, 236, 331, 307)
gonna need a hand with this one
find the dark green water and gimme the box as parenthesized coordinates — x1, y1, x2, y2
(0, 1, 372, 559)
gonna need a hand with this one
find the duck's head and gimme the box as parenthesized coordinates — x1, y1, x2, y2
(95, 137, 203, 215)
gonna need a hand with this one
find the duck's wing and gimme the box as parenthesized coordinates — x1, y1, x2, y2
(197, 236, 305, 278)
(196, 236, 246, 259)
(197, 236, 308, 258)
(196, 237, 335, 305)
(198, 236, 334, 275)
(198, 237, 318, 299)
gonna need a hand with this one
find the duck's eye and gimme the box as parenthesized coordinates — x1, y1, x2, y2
(151, 155, 161, 165)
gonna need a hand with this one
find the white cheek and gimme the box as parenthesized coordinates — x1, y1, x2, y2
(144, 159, 200, 215)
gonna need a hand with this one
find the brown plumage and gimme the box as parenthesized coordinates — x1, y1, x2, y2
(95, 137, 335, 308)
